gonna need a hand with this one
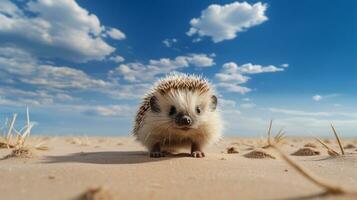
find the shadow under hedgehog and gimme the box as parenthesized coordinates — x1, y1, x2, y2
(133, 73, 223, 158)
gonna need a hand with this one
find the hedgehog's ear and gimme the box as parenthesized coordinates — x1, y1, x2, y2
(210, 95, 217, 111)
(150, 96, 160, 112)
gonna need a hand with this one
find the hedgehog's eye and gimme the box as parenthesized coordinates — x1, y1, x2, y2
(169, 106, 177, 115)
(196, 106, 201, 114)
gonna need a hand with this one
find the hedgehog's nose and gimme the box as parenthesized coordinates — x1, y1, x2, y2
(182, 116, 192, 125)
(176, 114, 192, 126)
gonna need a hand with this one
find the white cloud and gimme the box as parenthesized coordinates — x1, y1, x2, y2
(0, 47, 158, 102)
(109, 62, 156, 83)
(215, 62, 285, 94)
(106, 84, 151, 100)
(109, 55, 125, 63)
(215, 62, 250, 83)
(149, 53, 215, 68)
(106, 27, 126, 40)
(82, 104, 134, 117)
(217, 83, 251, 94)
(240, 103, 256, 109)
(187, 1, 268, 42)
(268, 108, 331, 117)
(0, 47, 110, 90)
(187, 53, 215, 67)
(21, 65, 110, 90)
(237, 63, 284, 74)
(215, 62, 284, 82)
(0, 88, 51, 106)
(0, 0, 20, 15)
(312, 95, 322, 101)
(162, 38, 177, 47)
(312, 94, 340, 102)
(0, 86, 78, 107)
(109, 53, 215, 83)
(0, 0, 125, 62)
(281, 63, 289, 68)
(267, 107, 357, 119)
(219, 99, 237, 109)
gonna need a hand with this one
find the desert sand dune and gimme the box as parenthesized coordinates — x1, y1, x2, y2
(0, 136, 357, 200)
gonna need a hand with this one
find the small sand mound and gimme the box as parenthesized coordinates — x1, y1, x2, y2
(244, 149, 275, 159)
(304, 143, 317, 148)
(0, 142, 8, 148)
(344, 144, 356, 149)
(2, 147, 33, 159)
(291, 147, 320, 156)
(77, 187, 113, 200)
(0, 142, 14, 148)
(35, 145, 50, 151)
(227, 147, 239, 154)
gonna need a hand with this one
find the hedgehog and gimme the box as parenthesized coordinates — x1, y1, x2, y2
(133, 73, 223, 158)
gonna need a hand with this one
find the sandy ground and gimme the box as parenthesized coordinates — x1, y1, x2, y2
(0, 136, 357, 200)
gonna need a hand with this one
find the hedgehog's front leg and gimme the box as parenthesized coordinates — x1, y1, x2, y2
(149, 143, 165, 158)
(191, 142, 205, 158)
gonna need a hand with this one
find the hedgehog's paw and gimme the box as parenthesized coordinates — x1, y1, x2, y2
(191, 151, 205, 158)
(149, 151, 165, 158)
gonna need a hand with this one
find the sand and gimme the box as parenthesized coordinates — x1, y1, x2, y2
(0, 136, 357, 200)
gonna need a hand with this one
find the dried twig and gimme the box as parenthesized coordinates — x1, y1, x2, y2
(6, 114, 17, 148)
(263, 120, 286, 149)
(272, 145, 355, 195)
(1, 108, 36, 150)
(330, 124, 345, 155)
(267, 120, 273, 145)
(314, 137, 340, 156)
(26, 107, 31, 137)
(274, 128, 286, 144)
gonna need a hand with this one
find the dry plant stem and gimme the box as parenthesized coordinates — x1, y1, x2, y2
(272, 145, 348, 194)
(6, 114, 17, 148)
(330, 124, 345, 155)
(314, 137, 340, 156)
(267, 120, 273, 145)
(274, 129, 285, 143)
(26, 107, 30, 137)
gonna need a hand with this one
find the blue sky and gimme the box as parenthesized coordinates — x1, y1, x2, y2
(0, 0, 356, 137)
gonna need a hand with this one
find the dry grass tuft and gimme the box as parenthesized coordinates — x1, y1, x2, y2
(77, 186, 113, 200)
(291, 147, 320, 156)
(314, 124, 347, 157)
(0, 108, 35, 149)
(2, 147, 33, 159)
(226, 147, 239, 154)
(1, 108, 49, 157)
(314, 137, 340, 156)
(244, 149, 275, 159)
(272, 145, 357, 196)
(262, 120, 286, 149)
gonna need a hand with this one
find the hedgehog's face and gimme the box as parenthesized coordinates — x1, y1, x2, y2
(149, 89, 217, 131)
